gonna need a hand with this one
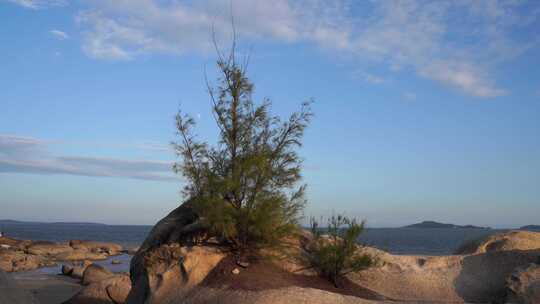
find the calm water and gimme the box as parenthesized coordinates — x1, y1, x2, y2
(1, 221, 504, 256)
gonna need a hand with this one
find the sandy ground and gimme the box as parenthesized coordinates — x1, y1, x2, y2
(11, 272, 81, 304)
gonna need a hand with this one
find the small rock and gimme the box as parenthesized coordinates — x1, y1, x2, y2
(236, 260, 249, 268)
(111, 259, 122, 265)
(61, 264, 73, 275)
(231, 268, 240, 275)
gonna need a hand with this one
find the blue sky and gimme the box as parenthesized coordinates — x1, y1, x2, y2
(1, 0, 539, 227)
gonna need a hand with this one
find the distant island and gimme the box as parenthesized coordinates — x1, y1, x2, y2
(404, 221, 490, 229)
(0, 219, 106, 226)
(519, 225, 540, 231)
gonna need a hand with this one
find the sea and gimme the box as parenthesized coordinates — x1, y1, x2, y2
(1, 221, 504, 255)
(2, 221, 506, 275)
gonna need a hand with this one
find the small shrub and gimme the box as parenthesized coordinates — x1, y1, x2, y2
(306, 215, 376, 287)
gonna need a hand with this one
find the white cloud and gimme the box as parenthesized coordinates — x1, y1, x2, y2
(6, 0, 66, 9)
(0, 135, 176, 181)
(419, 61, 506, 98)
(49, 29, 69, 40)
(362, 73, 385, 85)
(73, 0, 539, 97)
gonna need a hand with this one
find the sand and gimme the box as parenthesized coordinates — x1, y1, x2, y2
(11, 272, 81, 304)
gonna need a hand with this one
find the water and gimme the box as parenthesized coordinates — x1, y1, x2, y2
(1, 221, 504, 256)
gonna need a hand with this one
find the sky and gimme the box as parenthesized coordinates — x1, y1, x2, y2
(1, 0, 539, 228)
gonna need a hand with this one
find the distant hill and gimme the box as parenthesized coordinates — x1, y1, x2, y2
(404, 221, 490, 229)
(0, 219, 106, 226)
(519, 225, 540, 232)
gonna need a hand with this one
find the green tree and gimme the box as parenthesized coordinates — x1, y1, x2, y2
(173, 41, 312, 252)
(307, 215, 376, 287)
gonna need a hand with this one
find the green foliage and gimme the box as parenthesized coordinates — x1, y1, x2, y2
(307, 215, 376, 287)
(173, 42, 312, 251)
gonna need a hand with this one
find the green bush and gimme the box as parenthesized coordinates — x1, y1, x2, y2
(307, 215, 376, 287)
(173, 40, 312, 252)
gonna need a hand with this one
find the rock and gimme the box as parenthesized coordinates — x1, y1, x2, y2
(127, 201, 212, 304)
(184, 286, 382, 304)
(506, 263, 540, 304)
(127, 244, 225, 304)
(347, 244, 540, 303)
(124, 246, 140, 255)
(456, 230, 540, 255)
(237, 260, 249, 268)
(0, 269, 39, 304)
(65, 274, 131, 304)
(26, 241, 74, 256)
(62, 264, 74, 275)
(69, 240, 123, 255)
(56, 249, 108, 261)
(232, 268, 240, 275)
(0, 249, 52, 272)
(111, 259, 122, 265)
(71, 260, 93, 279)
(82, 264, 114, 285)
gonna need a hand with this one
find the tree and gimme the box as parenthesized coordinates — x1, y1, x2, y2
(307, 215, 376, 287)
(173, 38, 313, 253)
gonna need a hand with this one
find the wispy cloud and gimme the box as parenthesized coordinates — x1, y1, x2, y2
(403, 92, 417, 101)
(6, 0, 66, 9)
(73, 0, 539, 98)
(0, 135, 176, 182)
(49, 29, 69, 40)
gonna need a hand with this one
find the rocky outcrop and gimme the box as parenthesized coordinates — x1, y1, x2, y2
(27, 241, 74, 256)
(0, 248, 54, 272)
(0, 237, 123, 272)
(183, 286, 383, 304)
(506, 263, 540, 304)
(456, 230, 540, 254)
(69, 240, 123, 256)
(64, 274, 131, 304)
(348, 247, 539, 303)
(125, 204, 540, 304)
(0, 269, 39, 304)
(82, 264, 114, 285)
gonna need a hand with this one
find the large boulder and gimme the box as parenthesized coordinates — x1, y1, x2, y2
(348, 249, 539, 303)
(506, 263, 540, 304)
(127, 244, 225, 304)
(456, 230, 540, 255)
(0, 269, 39, 304)
(82, 264, 114, 285)
(64, 274, 131, 304)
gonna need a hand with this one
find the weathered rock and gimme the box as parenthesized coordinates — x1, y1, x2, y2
(69, 240, 123, 255)
(184, 286, 384, 304)
(82, 264, 114, 285)
(27, 241, 74, 256)
(347, 247, 540, 303)
(64, 274, 131, 304)
(62, 264, 74, 275)
(0, 248, 53, 272)
(506, 263, 540, 304)
(456, 230, 540, 255)
(127, 244, 225, 304)
(232, 267, 240, 275)
(56, 249, 108, 261)
(71, 260, 93, 279)
(0, 269, 39, 304)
